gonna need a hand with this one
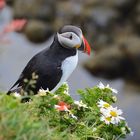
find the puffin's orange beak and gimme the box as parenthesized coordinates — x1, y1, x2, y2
(83, 36, 91, 55)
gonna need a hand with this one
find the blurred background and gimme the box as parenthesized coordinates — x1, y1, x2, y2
(0, 0, 140, 139)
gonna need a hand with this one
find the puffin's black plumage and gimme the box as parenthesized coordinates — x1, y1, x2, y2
(7, 25, 91, 95)
(7, 36, 76, 95)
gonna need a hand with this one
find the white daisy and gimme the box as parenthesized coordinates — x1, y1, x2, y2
(97, 82, 105, 89)
(112, 96, 117, 102)
(74, 100, 88, 108)
(126, 126, 134, 136)
(109, 107, 125, 124)
(38, 88, 49, 96)
(63, 82, 69, 87)
(97, 100, 111, 109)
(100, 105, 125, 125)
(12, 92, 21, 99)
(53, 95, 59, 99)
(104, 107, 125, 124)
(97, 82, 118, 94)
(100, 115, 112, 125)
(100, 107, 111, 117)
(121, 127, 127, 135)
(63, 82, 70, 95)
(93, 127, 97, 132)
(106, 84, 118, 94)
(70, 114, 78, 120)
(63, 89, 70, 96)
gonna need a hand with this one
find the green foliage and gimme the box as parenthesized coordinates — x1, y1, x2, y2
(0, 83, 132, 140)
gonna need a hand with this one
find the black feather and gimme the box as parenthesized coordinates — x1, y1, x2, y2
(7, 36, 76, 95)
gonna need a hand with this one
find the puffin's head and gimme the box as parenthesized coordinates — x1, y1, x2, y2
(57, 25, 91, 55)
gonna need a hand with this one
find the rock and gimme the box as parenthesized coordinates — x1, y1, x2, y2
(6, 0, 15, 6)
(120, 36, 140, 83)
(88, 7, 118, 28)
(131, 1, 140, 34)
(84, 46, 125, 79)
(84, 35, 140, 83)
(13, 0, 56, 22)
(80, 5, 119, 50)
(113, 0, 132, 8)
(116, 0, 138, 22)
(55, 1, 84, 26)
(83, 0, 140, 85)
(24, 20, 54, 43)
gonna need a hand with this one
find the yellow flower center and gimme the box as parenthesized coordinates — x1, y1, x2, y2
(103, 103, 110, 108)
(110, 111, 118, 117)
(106, 117, 111, 121)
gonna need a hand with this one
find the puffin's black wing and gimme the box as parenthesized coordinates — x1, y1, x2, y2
(7, 53, 39, 94)
(7, 50, 62, 95)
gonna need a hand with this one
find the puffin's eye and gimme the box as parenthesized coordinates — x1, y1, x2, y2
(69, 34, 73, 40)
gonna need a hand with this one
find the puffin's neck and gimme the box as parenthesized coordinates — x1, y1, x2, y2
(49, 38, 77, 60)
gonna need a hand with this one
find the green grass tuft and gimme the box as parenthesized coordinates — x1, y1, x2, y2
(0, 83, 132, 140)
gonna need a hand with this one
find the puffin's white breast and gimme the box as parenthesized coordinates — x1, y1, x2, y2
(51, 51, 78, 92)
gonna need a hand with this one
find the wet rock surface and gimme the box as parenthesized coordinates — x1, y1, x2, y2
(84, 35, 140, 83)
(24, 20, 54, 43)
(5, 0, 15, 6)
(83, 0, 140, 84)
(13, 0, 56, 22)
(84, 47, 125, 79)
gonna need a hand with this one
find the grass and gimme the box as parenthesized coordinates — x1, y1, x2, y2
(0, 83, 132, 140)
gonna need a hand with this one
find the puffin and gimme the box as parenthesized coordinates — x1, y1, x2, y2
(7, 25, 91, 95)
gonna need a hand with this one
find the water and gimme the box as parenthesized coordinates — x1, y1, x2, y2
(0, 7, 140, 140)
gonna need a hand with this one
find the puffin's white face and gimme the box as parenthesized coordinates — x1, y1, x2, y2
(57, 32, 82, 49)
(57, 25, 91, 55)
